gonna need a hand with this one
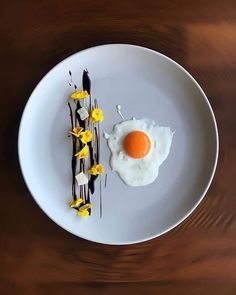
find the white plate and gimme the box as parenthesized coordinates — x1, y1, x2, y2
(18, 44, 218, 245)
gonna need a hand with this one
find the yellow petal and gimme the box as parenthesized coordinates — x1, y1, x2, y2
(70, 90, 88, 100)
(77, 203, 92, 217)
(74, 145, 89, 159)
(88, 164, 104, 175)
(80, 130, 93, 144)
(69, 198, 83, 208)
(96, 164, 104, 174)
(77, 209, 90, 217)
(73, 127, 83, 134)
(90, 108, 104, 123)
(69, 127, 83, 137)
(79, 203, 92, 211)
(88, 167, 97, 175)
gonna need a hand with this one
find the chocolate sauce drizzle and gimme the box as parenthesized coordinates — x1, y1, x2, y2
(105, 173, 108, 188)
(69, 70, 77, 90)
(68, 102, 77, 201)
(68, 69, 102, 216)
(82, 69, 91, 95)
(75, 102, 85, 129)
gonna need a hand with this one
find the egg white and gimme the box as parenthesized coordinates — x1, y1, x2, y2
(107, 118, 173, 186)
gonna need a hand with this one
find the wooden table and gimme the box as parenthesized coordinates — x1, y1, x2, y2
(1, 1, 236, 294)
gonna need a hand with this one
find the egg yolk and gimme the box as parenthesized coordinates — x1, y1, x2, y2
(123, 131, 151, 159)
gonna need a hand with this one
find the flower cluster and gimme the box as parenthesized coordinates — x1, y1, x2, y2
(68, 82, 105, 218)
(69, 199, 92, 218)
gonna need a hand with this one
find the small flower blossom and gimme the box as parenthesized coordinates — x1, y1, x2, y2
(69, 127, 83, 137)
(77, 203, 92, 217)
(77, 209, 90, 217)
(69, 198, 83, 208)
(70, 90, 88, 100)
(75, 145, 89, 159)
(90, 108, 104, 123)
(88, 164, 104, 175)
(80, 130, 93, 144)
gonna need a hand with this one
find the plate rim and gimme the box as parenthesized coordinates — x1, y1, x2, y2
(18, 43, 219, 245)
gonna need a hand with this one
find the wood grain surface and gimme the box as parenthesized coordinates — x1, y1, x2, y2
(1, 1, 236, 294)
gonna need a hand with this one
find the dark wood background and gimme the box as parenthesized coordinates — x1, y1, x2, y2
(1, 0, 236, 294)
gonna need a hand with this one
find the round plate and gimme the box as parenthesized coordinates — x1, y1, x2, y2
(18, 44, 218, 245)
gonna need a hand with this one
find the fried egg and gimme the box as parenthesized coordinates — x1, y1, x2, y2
(107, 118, 173, 186)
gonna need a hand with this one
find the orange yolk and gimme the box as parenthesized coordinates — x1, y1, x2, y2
(123, 131, 151, 159)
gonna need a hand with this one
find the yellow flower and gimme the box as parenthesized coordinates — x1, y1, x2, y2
(69, 198, 83, 208)
(90, 108, 104, 123)
(88, 164, 104, 175)
(77, 209, 90, 217)
(75, 145, 89, 159)
(70, 90, 88, 100)
(77, 203, 92, 217)
(80, 130, 93, 144)
(69, 127, 83, 137)
(79, 203, 92, 211)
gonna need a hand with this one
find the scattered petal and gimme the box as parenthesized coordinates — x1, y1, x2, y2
(75, 172, 88, 185)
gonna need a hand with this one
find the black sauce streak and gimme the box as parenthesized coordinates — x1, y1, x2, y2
(83, 69, 91, 112)
(95, 126, 100, 163)
(88, 142, 94, 166)
(99, 176, 102, 218)
(68, 102, 77, 201)
(87, 188, 90, 203)
(69, 69, 101, 215)
(75, 101, 85, 129)
(88, 175, 98, 194)
(82, 69, 91, 95)
(105, 173, 108, 188)
(88, 141, 97, 194)
(69, 70, 77, 91)
(88, 127, 99, 194)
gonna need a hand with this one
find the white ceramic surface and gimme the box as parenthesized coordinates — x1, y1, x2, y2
(18, 44, 219, 245)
